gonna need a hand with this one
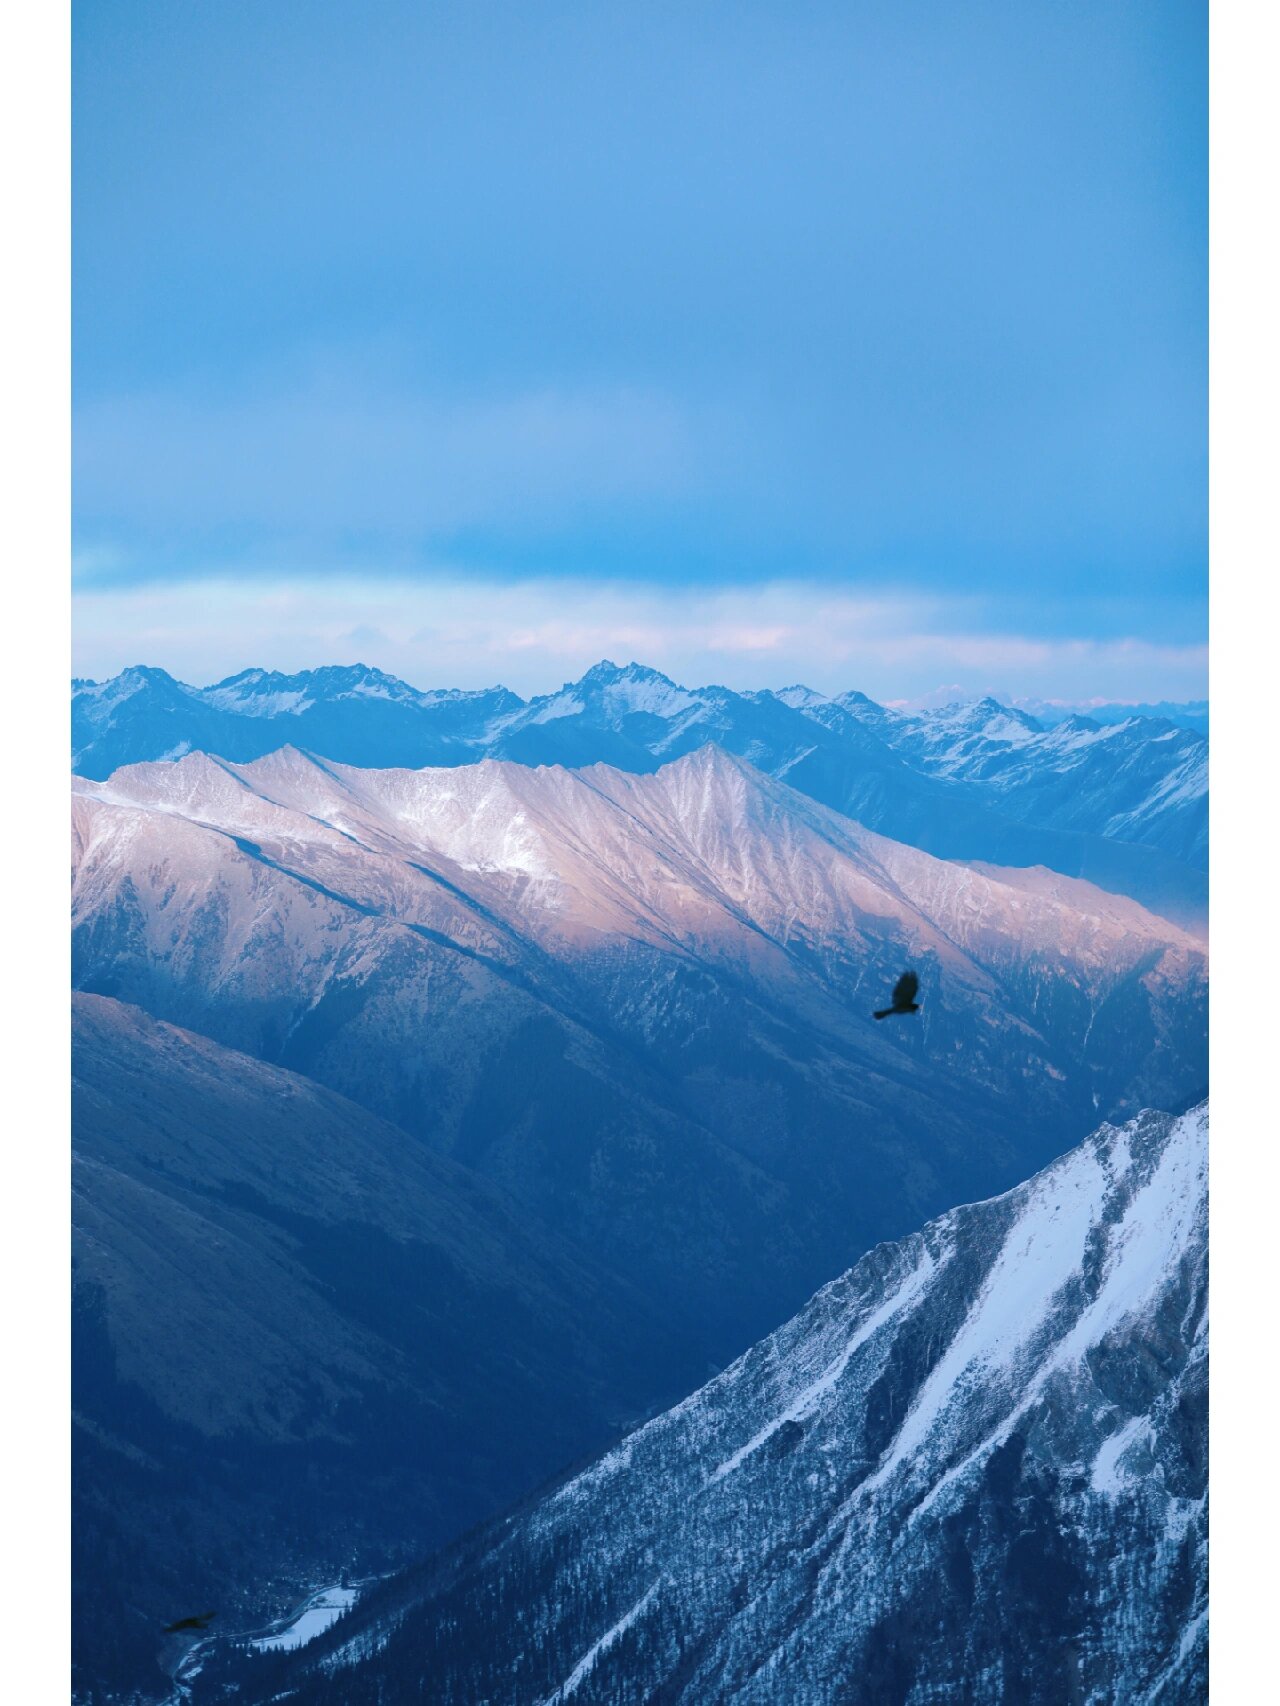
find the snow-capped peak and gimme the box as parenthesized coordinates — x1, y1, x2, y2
(201, 663, 427, 715)
(521, 661, 702, 724)
(773, 684, 830, 710)
(916, 696, 1044, 742)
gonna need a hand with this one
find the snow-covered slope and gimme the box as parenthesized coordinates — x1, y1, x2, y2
(70, 662, 1208, 924)
(236, 1103, 1206, 1706)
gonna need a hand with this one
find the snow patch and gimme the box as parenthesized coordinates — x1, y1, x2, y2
(201, 686, 315, 716)
(541, 1578, 665, 1703)
(250, 1586, 358, 1654)
(1090, 1414, 1153, 1494)
(525, 692, 585, 724)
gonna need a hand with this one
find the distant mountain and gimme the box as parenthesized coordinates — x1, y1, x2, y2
(1016, 698, 1210, 737)
(70, 662, 1207, 925)
(72, 662, 523, 777)
(834, 695, 1207, 870)
(221, 1102, 1207, 1706)
(72, 994, 702, 1701)
(72, 745, 1207, 1364)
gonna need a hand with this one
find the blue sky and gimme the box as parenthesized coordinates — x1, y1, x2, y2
(72, 0, 1206, 701)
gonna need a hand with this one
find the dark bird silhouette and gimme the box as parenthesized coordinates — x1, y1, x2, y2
(874, 970, 920, 1020)
(163, 1612, 217, 1635)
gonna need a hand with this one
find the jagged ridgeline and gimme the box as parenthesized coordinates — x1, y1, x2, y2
(72, 661, 1207, 926)
(219, 1104, 1206, 1706)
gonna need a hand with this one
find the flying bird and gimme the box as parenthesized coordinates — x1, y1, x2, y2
(874, 970, 920, 1020)
(163, 1613, 217, 1635)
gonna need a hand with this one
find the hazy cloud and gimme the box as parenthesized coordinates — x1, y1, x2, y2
(72, 573, 1208, 705)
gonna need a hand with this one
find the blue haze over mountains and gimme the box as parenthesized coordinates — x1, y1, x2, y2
(70, 660, 1209, 1703)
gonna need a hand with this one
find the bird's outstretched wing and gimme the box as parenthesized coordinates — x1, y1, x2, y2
(892, 970, 918, 1006)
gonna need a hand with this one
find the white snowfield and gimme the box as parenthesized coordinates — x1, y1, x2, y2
(249, 1586, 358, 1654)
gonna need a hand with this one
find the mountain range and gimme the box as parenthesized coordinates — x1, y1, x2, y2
(208, 1101, 1208, 1706)
(69, 680, 1210, 1701)
(1013, 698, 1209, 736)
(73, 744, 1207, 1359)
(72, 661, 1207, 926)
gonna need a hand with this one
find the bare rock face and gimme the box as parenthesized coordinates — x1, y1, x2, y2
(235, 1104, 1206, 1706)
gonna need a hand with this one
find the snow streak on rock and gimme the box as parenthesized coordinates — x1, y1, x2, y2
(256, 1104, 1206, 1706)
